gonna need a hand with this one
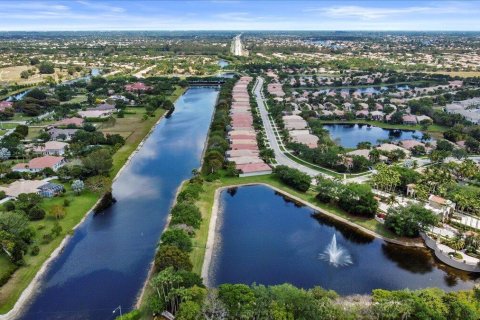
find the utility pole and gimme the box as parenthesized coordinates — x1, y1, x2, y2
(112, 305, 122, 319)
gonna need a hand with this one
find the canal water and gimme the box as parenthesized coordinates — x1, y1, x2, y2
(324, 123, 428, 148)
(19, 87, 219, 319)
(209, 185, 477, 295)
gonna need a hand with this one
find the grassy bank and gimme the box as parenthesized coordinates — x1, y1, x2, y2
(189, 174, 408, 275)
(0, 87, 186, 315)
(0, 185, 98, 314)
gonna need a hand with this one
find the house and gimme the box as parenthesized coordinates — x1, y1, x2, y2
(0, 180, 63, 198)
(52, 117, 84, 128)
(399, 139, 425, 151)
(30, 141, 69, 156)
(124, 82, 152, 92)
(376, 143, 411, 157)
(47, 128, 78, 141)
(346, 149, 388, 162)
(402, 114, 417, 125)
(427, 195, 456, 220)
(370, 111, 384, 121)
(0, 101, 13, 111)
(92, 103, 116, 111)
(416, 115, 432, 123)
(13, 156, 65, 173)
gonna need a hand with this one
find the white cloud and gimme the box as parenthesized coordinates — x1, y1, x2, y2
(76, 0, 126, 13)
(308, 2, 479, 20)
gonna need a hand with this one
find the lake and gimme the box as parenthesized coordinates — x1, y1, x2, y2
(323, 123, 426, 148)
(19, 87, 219, 319)
(209, 185, 477, 295)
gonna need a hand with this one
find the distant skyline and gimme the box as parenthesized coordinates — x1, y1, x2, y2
(0, 0, 479, 31)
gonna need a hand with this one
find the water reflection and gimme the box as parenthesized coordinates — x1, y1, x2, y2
(20, 87, 219, 319)
(211, 185, 477, 294)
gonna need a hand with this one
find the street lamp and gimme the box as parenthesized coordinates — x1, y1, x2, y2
(112, 305, 122, 319)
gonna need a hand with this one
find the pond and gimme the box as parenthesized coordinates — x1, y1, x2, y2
(323, 123, 427, 148)
(209, 185, 477, 295)
(19, 87, 219, 319)
(218, 59, 229, 69)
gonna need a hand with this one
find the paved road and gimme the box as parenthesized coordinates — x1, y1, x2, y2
(253, 77, 322, 177)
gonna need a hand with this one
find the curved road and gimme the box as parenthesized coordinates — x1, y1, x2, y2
(253, 77, 322, 177)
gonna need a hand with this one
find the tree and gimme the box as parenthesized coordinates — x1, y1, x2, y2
(161, 229, 192, 252)
(85, 175, 111, 194)
(385, 204, 438, 237)
(71, 180, 85, 195)
(155, 245, 193, 271)
(82, 148, 113, 176)
(150, 267, 183, 314)
(16, 193, 43, 216)
(202, 290, 228, 320)
(50, 205, 66, 220)
(0, 147, 11, 160)
(38, 61, 55, 74)
(218, 284, 256, 319)
(20, 70, 30, 79)
(273, 165, 311, 192)
(170, 203, 202, 229)
(338, 183, 378, 217)
(28, 206, 46, 220)
(176, 301, 201, 320)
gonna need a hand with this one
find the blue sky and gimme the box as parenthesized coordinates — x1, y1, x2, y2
(0, 1, 479, 31)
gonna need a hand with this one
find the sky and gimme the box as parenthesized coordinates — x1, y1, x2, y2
(0, 0, 479, 31)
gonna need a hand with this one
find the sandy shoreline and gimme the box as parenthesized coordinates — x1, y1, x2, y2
(0, 109, 169, 320)
(200, 182, 425, 287)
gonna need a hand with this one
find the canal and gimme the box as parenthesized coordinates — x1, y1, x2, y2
(19, 87, 219, 319)
(209, 185, 477, 295)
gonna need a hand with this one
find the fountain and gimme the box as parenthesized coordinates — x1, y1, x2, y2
(320, 234, 353, 267)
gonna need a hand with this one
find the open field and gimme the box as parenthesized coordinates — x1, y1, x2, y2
(0, 66, 78, 85)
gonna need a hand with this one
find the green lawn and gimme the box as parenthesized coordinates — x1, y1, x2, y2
(60, 94, 87, 105)
(0, 185, 99, 314)
(188, 174, 408, 275)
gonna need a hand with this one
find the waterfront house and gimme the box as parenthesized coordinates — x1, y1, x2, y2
(124, 82, 153, 92)
(402, 114, 418, 125)
(0, 101, 13, 111)
(47, 128, 78, 141)
(0, 179, 63, 198)
(13, 156, 65, 173)
(30, 141, 69, 156)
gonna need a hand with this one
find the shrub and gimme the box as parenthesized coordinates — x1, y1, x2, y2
(63, 199, 71, 207)
(28, 206, 46, 220)
(30, 245, 40, 256)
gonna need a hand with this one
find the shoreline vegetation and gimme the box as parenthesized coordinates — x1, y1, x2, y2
(0, 87, 186, 317)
